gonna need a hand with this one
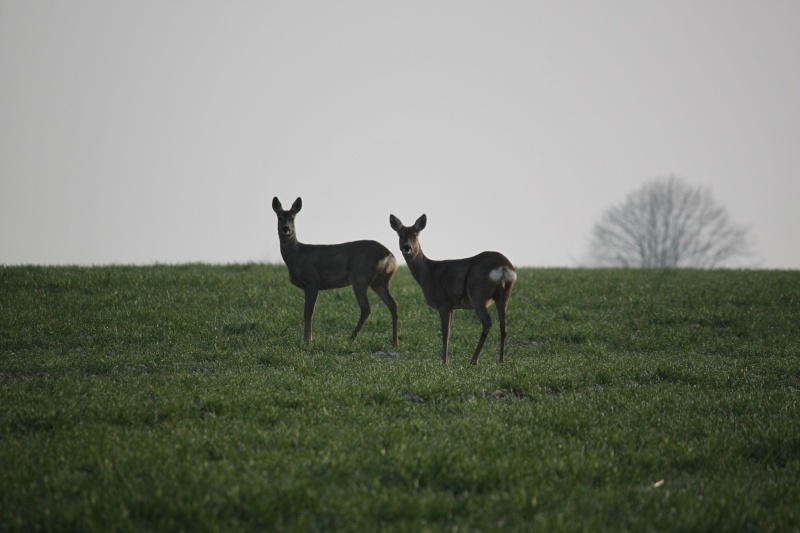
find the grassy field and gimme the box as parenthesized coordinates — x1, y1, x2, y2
(1, 264, 799, 532)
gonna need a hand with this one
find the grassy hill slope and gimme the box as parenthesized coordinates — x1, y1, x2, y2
(1, 265, 799, 531)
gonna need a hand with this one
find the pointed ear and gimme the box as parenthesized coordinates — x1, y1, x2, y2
(414, 214, 427, 232)
(389, 214, 403, 232)
(291, 197, 302, 214)
(272, 197, 283, 214)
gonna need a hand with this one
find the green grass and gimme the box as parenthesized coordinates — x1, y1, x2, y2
(1, 264, 799, 532)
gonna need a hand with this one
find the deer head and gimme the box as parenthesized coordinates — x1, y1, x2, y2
(389, 214, 427, 258)
(272, 197, 302, 242)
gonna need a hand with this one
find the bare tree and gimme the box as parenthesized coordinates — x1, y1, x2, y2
(588, 176, 753, 268)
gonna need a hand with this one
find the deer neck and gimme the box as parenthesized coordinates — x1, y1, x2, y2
(278, 235, 301, 264)
(404, 248, 434, 287)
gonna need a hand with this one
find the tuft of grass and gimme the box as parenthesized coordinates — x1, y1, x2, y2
(1, 264, 799, 531)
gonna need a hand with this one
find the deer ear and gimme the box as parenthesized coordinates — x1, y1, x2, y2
(291, 197, 302, 214)
(272, 197, 283, 213)
(389, 214, 403, 232)
(414, 214, 427, 232)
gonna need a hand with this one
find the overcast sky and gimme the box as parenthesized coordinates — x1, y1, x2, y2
(2, 1, 799, 268)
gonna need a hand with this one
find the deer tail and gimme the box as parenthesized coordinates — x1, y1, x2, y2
(489, 267, 517, 288)
(378, 254, 398, 275)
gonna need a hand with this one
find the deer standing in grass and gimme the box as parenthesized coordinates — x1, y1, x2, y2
(273, 197, 399, 346)
(389, 214, 516, 365)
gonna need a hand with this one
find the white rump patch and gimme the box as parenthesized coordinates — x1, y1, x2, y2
(379, 255, 398, 273)
(489, 267, 517, 283)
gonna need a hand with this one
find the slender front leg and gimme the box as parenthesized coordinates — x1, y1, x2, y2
(439, 307, 453, 365)
(303, 287, 319, 342)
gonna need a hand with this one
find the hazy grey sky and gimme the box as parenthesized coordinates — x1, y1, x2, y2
(2, 1, 799, 268)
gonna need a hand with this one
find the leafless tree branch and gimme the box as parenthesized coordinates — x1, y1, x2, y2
(588, 176, 754, 268)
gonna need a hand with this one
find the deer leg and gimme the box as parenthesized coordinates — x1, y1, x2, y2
(371, 281, 399, 347)
(470, 304, 493, 365)
(303, 287, 319, 342)
(495, 282, 514, 363)
(350, 282, 371, 341)
(439, 307, 453, 365)
(496, 298, 508, 364)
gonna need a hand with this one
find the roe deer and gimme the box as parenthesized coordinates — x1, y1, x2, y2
(273, 197, 399, 346)
(389, 214, 516, 365)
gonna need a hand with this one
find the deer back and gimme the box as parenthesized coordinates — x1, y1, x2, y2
(420, 252, 515, 309)
(283, 240, 395, 291)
